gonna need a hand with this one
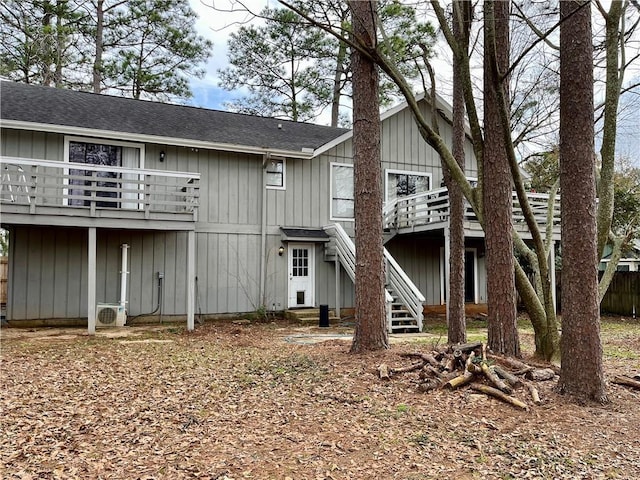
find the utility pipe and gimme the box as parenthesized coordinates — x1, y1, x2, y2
(120, 243, 129, 310)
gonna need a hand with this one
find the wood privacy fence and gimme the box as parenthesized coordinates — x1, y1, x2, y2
(599, 271, 639, 317)
(1, 256, 7, 306)
(554, 271, 639, 316)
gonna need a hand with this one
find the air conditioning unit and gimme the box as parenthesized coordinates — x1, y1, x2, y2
(96, 303, 127, 327)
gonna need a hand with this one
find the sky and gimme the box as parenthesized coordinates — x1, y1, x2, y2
(187, 0, 273, 111)
(186, 0, 638, 167)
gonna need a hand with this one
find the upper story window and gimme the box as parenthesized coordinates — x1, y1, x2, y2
(385, 169, 431, 203)
(331, 162, 354, 220)
(266, 157, 286, 189)
(65, 136, 143, 209)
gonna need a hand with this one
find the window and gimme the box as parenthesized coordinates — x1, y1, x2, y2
(385, 169, 431, 203)
(65, 137, 143, 209)
(68, 142, 122, 207)
(331, 163, 354, 220)
(266, 158, 285, 189)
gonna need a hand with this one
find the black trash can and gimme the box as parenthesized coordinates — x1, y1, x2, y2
(319, 304, 330, 328)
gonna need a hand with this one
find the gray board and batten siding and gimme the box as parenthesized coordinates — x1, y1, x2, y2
(1, 81, 354, 321)
(1, 80, 483, 323)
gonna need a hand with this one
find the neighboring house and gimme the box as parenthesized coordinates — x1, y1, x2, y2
(0, 80, 558, 333)
(599, 240, 640, 272)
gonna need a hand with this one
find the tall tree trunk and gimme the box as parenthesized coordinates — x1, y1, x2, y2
(446, 0, 472, 345)
(348, 0, 388, 353)
(558, 0, 607, 403)
(41, 1, 54, 86)
(93, 0, 104, 93)
(54, 1, 64, 88)
(331, 39, 347, 127)
(483, 0, 520, 356)
(596, 0, 623, 259)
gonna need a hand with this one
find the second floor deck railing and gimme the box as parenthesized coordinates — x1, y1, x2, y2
(1, 156, 200, 220)
(383, 187, 561, 235)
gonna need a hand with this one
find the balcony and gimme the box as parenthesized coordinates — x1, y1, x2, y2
(383, 187, 561, 239)
(1, 157, 200, 231)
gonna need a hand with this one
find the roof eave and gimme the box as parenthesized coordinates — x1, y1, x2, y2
(2, 119, 316, 160)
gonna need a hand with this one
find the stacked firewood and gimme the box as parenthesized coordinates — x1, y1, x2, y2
(378, 342, 559, 411)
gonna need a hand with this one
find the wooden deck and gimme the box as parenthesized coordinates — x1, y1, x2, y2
(1, 157, 199, 230)
(383, 187, 561, 240)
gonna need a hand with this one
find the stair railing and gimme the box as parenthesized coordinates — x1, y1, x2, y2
(324, 223, 425, 331)
(383, 248, 425, 331)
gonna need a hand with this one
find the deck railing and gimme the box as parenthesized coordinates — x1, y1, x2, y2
(383, 187, 560, 234)
(324, 223, 424, 332)
(1, 156, 200, 220)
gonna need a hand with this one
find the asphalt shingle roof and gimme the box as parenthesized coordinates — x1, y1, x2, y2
(0, 81, 349, 153)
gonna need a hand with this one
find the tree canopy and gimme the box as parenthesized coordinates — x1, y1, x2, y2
(217, 1, 436, 126)
(0, 0, 212, 101)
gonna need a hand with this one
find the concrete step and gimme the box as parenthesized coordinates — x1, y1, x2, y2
(286, 308, 341, 326)
(297, 316, 343, 326)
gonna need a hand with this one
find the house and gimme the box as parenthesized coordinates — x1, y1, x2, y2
(599, 240, 640, 272)
(0, 80, 558, 333)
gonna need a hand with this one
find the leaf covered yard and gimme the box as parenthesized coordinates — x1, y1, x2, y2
(1, 318, 640, 479)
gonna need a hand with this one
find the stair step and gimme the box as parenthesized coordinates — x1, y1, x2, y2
(390, 325, 420, 332)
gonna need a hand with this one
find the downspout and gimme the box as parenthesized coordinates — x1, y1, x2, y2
(259, 153, 270, 307)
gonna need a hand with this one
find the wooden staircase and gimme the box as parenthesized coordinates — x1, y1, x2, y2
(323, 223, 424, 333)
(387, 290, 421, 332)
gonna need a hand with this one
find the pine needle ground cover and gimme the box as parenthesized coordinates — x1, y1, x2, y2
(1, 317, 639, 479)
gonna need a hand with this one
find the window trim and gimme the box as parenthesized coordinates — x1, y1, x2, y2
(265, 157, 286, 190)
(330, 162, 355, 222)
(384, 168, 432, 204)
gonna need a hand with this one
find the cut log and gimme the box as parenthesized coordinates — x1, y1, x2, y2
(487, 354, 531, 371)
(525, 368, 556, 381)
(467, 363, 482, 375)
(390, 361, 425, 375)
(452, 341, 483, 358)
(512, 366, 536, 376)
(442, 356, 457, 372)
(401, 352, 441, 368)
(470, 383, 529, 410)
(446, 371, 475, 389)
(527, 383, 542, 405)
(425, 365, 447, 380)
(418, 379, 443, 392)
(378, 363, 390, 380)
(493, 366, 524, 389)
(481, 363, 513, 394)
(612, 375, 640, 390)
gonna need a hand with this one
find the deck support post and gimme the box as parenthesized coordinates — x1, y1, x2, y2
(87, 227, 96, 335)
(444, 223, 451, 324)
(187, 230, 195, 332)
(549, 241, 557, 313)
(335, 257, 341, 318)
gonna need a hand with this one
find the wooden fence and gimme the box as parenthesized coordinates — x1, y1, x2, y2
(600, 271, 639, 317)
(1, 256, 7, 307)
(554, 271, 639, 316)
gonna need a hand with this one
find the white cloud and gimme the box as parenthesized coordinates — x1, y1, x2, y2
(188, 0, 272, 109)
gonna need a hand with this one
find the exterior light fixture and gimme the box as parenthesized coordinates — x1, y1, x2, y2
(278, 246, 285, 256)
(159, 151, 166, 162)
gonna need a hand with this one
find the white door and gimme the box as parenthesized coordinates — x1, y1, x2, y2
(288, 243, 315, 308)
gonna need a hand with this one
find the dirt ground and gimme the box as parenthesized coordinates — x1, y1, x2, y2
(1, 316, 639, 480)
